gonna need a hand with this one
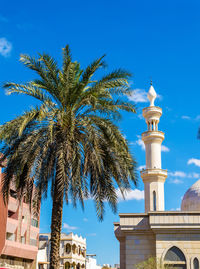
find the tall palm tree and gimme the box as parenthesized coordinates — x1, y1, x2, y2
(0, 45, 137, 269)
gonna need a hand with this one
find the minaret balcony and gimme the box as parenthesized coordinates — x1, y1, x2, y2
(140, 168, 167, 183)
(142, 131, 165, 143)
(143, 106, 162, 119)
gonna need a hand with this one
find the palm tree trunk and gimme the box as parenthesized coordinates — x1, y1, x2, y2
(49, 175, 64, 269)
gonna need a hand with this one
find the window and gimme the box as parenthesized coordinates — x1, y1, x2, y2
(164, 246, 186, 269)
(30, 238, 37, 246)
(6, 232, 15, 241)
(8, 210, 14, 217)
(21, 236, 26, 244)
(194, 258, 199, 269)
(153, 191, 156, 211)
(10, 189, 17, 199)
(31, 218, 38, 227)
(66, 243, 71, 254)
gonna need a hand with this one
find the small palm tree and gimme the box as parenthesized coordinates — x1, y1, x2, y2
(0, 45, 137, 269)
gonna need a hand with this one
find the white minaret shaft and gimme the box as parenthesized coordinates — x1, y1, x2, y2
(140, 85, 167, 212)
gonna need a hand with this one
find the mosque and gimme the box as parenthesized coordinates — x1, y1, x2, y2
(114, 85, 200, 269)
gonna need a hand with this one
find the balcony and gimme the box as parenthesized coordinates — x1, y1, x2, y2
(2, 240, 38, 260)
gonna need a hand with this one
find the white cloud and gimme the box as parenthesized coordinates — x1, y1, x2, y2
(128, 88, 162, 104)
(168, 170, 200, 181)
(181, 115, 200, 121)
(195, 115, 200, 121)
(128, 89, 148, 103)
(0, 37, 12, 57)
(117, 188, 144, 201)
(188, 158, 200, 167)
(83, 218, 88, 222)
(168, 171, 187, 178)
(63, 223, 78, 231)
(136, 136, 145, 150)
(138, 113, 143, 119)
(161, 145, 170, 152)
(170, 178, 183, 184)
(135, 136, 169, 152)
(188, 172, 200, 179)
(138, 165, 146, 170)
(170, 208, 180, 211)
(181, 115, 191, 120)
(87, 233, 96, 236)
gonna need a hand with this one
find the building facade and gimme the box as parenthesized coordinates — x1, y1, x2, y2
(37, 233, 86, 269)
(86, 257, 101, 269)
(114, 85, 200, 269)
(0, 165, 40, 269)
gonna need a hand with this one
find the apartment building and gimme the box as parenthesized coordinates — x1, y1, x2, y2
(0, 164, 40, 269)
(37, 233, 86, 269)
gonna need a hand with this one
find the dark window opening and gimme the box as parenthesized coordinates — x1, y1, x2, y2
(8, 210, 18, 220)
(153, 191, 156, 211)
(194, 258, 199, 269)
(10, 189, 17, 199)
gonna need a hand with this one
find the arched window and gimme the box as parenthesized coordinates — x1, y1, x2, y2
(72, 262, 76, 269)
(164, 246, 186, 269)
(72, 244, 77, 254)
(66, 243, 71, 254)
(153, 191, 156, 211)
(78, 245, 81, 255)
(194, 258, 199, 269)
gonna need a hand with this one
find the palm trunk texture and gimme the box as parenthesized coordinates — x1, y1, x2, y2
(49, 177, 64, 269)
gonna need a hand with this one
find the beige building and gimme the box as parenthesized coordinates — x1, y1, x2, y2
(37, 233, 86, 269)
(114, 85, 200, 269)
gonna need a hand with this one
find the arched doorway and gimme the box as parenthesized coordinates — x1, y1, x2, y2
(164, 246, 186, 269)
(65, 262, 70, 269)
(77, 263, 81, 269)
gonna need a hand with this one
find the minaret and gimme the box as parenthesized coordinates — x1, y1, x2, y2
(140, 84, 167, 212)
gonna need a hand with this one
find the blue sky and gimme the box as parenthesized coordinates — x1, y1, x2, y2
(1, 0, 200, 265)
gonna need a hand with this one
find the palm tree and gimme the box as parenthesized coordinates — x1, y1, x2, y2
(0, 45, 137, 269)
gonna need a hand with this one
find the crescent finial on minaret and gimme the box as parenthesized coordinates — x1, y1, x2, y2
(147, 83, 157, 106)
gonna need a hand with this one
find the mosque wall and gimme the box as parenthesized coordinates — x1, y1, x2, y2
(155, 232, 200, 268)
(125, 232, 156, 269)
(119, 238, 126, 269)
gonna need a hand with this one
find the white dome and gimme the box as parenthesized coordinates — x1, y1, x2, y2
(181, 179, 200, 211)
